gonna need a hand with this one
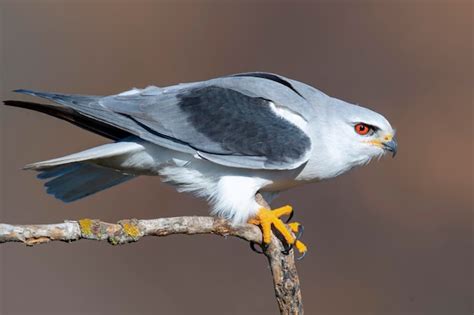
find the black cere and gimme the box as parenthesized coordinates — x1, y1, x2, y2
(177, 86, 311, 163)
(233, 72, 305, 99)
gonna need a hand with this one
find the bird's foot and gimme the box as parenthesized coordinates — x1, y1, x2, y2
(248, 206, 307, 257)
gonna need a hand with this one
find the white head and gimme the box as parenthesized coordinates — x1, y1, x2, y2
(309, 97, 397, 179)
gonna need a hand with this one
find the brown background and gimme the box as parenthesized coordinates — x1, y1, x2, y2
(0, 1, 472, 315)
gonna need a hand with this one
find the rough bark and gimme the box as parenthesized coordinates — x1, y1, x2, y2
(256, 193, 304, 314)
(0, 206, 303, 314)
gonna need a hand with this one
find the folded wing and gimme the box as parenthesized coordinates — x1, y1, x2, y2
(12, 73, 313, 170)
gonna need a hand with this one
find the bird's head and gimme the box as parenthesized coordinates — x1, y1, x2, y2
(318, 98, 397, 173)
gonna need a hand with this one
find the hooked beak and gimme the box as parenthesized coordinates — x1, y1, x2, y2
(382, 137, 398, 157)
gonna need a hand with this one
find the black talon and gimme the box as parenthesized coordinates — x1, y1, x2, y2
(297, 250, 307, 260)
(250, 241, 264, 254)
(293, 224, 307, 260)
(281, 224, 306, 257)
(281, 242, 293, 255)
(250, 241, 268, 254)
(271, 226, 293, 255)
(285, 209, 294, 223)
(295, 224, 304, 240)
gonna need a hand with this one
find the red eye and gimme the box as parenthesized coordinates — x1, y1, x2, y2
(355, 123, 370, 135)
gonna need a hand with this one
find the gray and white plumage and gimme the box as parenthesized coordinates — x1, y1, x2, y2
(4, 72, 397, 223)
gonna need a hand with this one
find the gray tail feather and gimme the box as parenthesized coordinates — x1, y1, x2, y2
(38, 163, 134, 203)
(12, 89, 99, 106)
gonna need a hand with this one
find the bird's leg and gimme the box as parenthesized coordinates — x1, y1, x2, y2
(248, 205, 307, 255)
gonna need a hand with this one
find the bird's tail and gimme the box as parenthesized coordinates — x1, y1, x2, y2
(24, 142, 143, 202)
(36, 163, 134, 202)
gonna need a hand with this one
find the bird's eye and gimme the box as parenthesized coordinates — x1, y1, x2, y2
(354, 123, 372, 136)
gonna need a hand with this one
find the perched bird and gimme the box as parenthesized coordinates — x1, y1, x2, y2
(4, 72, 397, 254)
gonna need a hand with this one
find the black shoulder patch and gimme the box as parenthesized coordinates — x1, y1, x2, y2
(177, 86, 311, 164)
(232, 72, 304, 99)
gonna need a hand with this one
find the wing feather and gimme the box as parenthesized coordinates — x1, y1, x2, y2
(14, 73, 314, 170)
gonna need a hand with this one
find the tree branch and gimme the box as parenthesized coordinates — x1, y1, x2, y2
(0, 216, 303, 314)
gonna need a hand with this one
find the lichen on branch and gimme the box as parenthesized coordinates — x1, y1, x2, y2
(0, 215, 303, 314)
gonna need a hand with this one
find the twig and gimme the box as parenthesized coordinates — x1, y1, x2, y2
(0, 213, 303, 314)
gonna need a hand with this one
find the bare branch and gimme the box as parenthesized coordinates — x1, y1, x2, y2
(0, 215, 303, 314)
(0, 216, 257, 246)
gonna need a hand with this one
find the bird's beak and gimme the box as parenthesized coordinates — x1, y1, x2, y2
(382, 137, 398, 157)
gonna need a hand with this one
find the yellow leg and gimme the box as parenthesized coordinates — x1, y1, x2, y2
(248, 206, 307, 254)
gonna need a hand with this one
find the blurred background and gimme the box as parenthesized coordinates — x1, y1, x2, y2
(0, 1, 472, 314)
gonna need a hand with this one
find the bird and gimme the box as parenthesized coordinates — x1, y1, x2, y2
(4, 72, 397, 255)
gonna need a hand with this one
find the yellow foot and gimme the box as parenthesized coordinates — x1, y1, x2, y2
(248, 205, 307, 255)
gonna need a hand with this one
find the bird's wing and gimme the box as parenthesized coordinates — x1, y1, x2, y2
(15, 73, 314, 170)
